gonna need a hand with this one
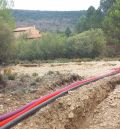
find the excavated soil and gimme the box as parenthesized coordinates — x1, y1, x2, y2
(0, 61, 120, 129)
(0, 72, 82, 115)
(85, 84, 120, 129)
(11, 75, 120, 129)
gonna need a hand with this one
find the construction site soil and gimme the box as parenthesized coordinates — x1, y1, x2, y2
(0, 61, 120, 129)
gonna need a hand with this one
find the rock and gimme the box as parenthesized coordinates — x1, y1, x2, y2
(68, 112, 74, 119)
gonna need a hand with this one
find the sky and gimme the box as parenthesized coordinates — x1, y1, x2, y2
(14, 0, 100, 11)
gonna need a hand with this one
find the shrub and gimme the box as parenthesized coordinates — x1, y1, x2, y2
(3, 68, 16, 80)
(15, 33, 67, 60)
(66, 29, 107, 58)
(0, 74, 4, 83)
(15, 30, 107, 60)
(0, 18, 14, 63)
(32, 72, 38, 77)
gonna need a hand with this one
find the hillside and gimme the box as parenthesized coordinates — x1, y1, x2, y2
(12, 10, 86, 32)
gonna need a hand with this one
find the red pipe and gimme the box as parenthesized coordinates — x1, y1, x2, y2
(0, 98, 39, 121)
(0, 67, 120, 127)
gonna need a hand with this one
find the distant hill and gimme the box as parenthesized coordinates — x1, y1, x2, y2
(12, 10, 86, 32)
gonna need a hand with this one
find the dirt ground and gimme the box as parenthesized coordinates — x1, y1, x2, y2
(0, 61, 120, 129)
(13, 61, 120, 77)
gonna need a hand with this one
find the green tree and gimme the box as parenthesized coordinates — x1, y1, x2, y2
(15, 33, 67, 60)
(0, 0, 15, 63)
(99, 0, 116, 15)
(76, 16, 87, 33)
(76, 6, 104, 33)
(0, 18, 14, 63)
(0, 0, 15, 28)
(103, 0, 120, 43)
(67, 29, 106, 58)
(65, 27, 72, 37)
(86, 6, 98, 28)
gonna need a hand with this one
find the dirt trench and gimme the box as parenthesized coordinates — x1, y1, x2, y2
(13, 75, 120, 129)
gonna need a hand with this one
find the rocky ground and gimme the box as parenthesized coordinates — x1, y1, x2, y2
(13, 61, 120, 78)
(12, 75, 120, 129)
(0, 71, 82, 115)
(0, 61, 120, 129)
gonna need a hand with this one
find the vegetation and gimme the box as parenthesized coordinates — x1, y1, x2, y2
(14, 29, 106, 60)
(10, 0, 120, 61)
(76, 6, 104, 33)
(0, 0, 119, 63)
(65, 27, 72, 37)
(0, 0, 15, 28)
(0, 19, 14, 63)
(65, 29, 106, 58)
(15, 33, 67, 60)
(75, 0, 119, 51)
(0, 67, 16, 84)
(103, 0, 120, 44)
(12, 10, 86, 32)
(0, 0, 15, 63)
(99, 0, 116, 15)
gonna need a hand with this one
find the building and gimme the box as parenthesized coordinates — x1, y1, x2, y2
(13, 26, 42, 39)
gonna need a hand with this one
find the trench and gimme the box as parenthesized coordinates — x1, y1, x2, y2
(64, 76, 120, 129)
(10, 75, 120, 129)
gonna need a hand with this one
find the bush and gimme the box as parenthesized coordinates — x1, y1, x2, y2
(0, 18, 14, 63)
(3, 68, 16, 80)
(0, 68, 16, 83)
(32, 72, 38, 77)
(66, 29, 107, 58)
(14, 29, 107, 61)
(15, 33, 67, 60)
(0, 74, 4, 83)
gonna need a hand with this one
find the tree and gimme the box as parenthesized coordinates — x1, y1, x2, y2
(0, 0, 15, 28)
(0, 18, 14, 63)
(103, 0, 120, 44)
(65, 27, 72, 37)
(99, 0, 116, 15)
(66, 29, 106, 58)
(0, 0, 15, 63)
(76, 16, 87, 33)
(76, 6, 103, 33)
(86, 6, 96, 17)
(86, 6, 98, 28)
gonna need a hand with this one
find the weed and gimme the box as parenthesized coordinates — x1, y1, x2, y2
(7, 73, 17, 80)
(47, 71, 54, 75)
(0, 74, 4, 83)
(30, 81, 36, 86)
(35, 77, 42, 82)
(32, 72, 38, 77)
